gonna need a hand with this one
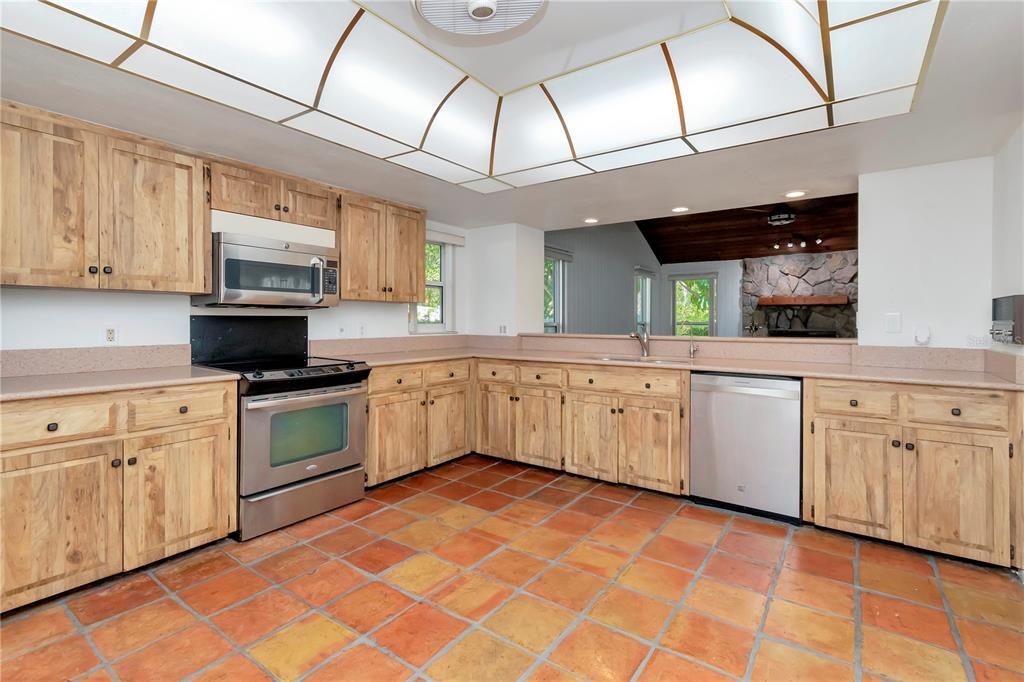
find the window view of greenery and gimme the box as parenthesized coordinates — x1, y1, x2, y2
(417, 242, 443, 324)
(673, 277, 714, 336)
(634, 272, 651, 333)
(544, 257, 559, 333)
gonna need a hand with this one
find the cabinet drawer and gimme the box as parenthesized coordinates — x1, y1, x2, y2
(1, 396, 120, 450)
(567, 367, 681, 397)
(478, 361, 515, 383)
(518, 365, 565, 387)
(128, 385, 229, 432)
(369, 365, 424, 393)
(814, 383, 897, 419)
(903, 390, 1010, 431)
(424, 360, 471, 386)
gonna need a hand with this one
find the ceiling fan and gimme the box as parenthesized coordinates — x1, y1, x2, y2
(742, 203, 796, 226)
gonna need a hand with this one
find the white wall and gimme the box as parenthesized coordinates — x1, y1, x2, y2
(660, 260, 744, 337)
(859, 157, 994, 348)
(463, 223, 544, 335)
(992, 122, 1023, 298)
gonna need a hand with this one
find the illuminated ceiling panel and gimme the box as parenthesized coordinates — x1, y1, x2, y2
(388, 150, 484, 184)
(491, 86, 574, 176)
(833, 86, 916, 125)
(147, 1, 359, 104)
(284, 110, 413, 158)
(496, 161, 593, 188)
(0, 2, 136, 63)
(318, 11, 465, 146)
(422, 78, 498, 175)
(827, 0, 910, 28)
(729, 0, 827, 90)
(49, 0, 147, 35)
(687, 107, 829, 151)
(460, 178, 514, 194)
(544, 45, 682, 157)
(580, 139, 693, 172)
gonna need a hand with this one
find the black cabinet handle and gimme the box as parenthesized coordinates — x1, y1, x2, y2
(381, 287, 387, 292)
(396, 378, 402, 384)
(127, 457, 137, 466)
(420, 400, 426, 406)
(179, 405, 188, 414)
(429, 399, 435, 405)
(535, 374, 541, 380)
(88, 265, 99, 274)
(588, 378, 594, 384)
(102, 266, 112, 274)
(610, 408, 615, 414)
(282, 206, 289, 213)
(891, 439, 901, 448)
(448, 371, 454, 378)
(509, 396, 514, 402)
(645, 383, 651, 389)
(46, 422, 58, 432)
(111, 458, 122, 468)
(274, 203, 281, 210)
(618, 407, 624, 413)
(387, 287, 393, 292)
(491, 371, 497, 376)
(849, 399, 858, 407)
(515, 397, 521, 402)
(905, 443, 915, 451)
(951, 408, 961, 416)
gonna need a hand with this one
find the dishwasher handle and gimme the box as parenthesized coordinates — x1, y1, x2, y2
(691, 373, 801, 400)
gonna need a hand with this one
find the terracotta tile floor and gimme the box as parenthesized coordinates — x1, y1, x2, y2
(3, 454, 1023, 682)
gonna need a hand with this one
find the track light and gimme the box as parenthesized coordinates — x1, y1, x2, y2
(773, 243, 780, 250)
(787, 240, 794, 248)
(800, 240, 807, 248)
(815, 237, 823, 245)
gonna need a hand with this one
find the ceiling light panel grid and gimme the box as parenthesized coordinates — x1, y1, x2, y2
(284, 110, 414, 158)
(49, 0, 148, 36)
(1, 1, 137, 63)
(728, 0, 828, 90)
(496, 160, 593, 188)
(580, 138, 693, 172)
(422, 78, 498, 175)
(491, 86, 575, 175)
(389, 150, 484, 184)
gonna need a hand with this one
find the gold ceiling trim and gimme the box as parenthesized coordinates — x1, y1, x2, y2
(109, 0, 156, 67)
(730, 17, 828, 102)
(277, 109, 313, 125)
(830, 0, 933, 31)
(488, 95, 503, 176)
(538, 83, 577, 159)
(314, 8, 365, 109)
(817, 0, 836, 126)
(660, 42, 687, 137)
(790, 0, 819, 25)
(419, 75, 469, 149)
(911, 0, 948, 111)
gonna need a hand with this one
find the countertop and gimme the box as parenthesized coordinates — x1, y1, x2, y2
(0, 365, 238, 401)
(358, 348, 1022, 391)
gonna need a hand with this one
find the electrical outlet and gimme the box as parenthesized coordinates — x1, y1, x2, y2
(105, 328, 117, 344)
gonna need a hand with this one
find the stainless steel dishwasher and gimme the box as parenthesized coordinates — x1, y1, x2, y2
(690, 373, 802, 518)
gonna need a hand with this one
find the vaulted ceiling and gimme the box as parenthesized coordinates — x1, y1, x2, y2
(1, 0, 944, 192)
(636, 193, 858, 264)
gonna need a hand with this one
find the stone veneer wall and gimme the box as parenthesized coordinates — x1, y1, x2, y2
(742, 250, 858, 337)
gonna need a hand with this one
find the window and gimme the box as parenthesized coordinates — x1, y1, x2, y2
(411, 241, 455, 333)
(543, 248, 570, 333)
(672, 275, 716, 336)
(634, 268, 652, 333)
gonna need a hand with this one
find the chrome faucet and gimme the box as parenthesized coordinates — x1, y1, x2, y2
(689, 336, 700, 359)
(630, 324, 651, 357)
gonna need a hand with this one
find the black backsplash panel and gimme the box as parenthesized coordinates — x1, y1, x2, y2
(190, 315, 307, 365)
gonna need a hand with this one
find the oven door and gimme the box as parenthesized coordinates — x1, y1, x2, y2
(220, 241, 332, 307)
(240, 384, 366, 496)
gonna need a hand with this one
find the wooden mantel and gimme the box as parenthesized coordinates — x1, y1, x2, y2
(757, 295, 850, 306)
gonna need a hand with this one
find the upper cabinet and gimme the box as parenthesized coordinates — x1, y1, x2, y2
(338, 193, 425, 303)
(1, 109, 100, 289)
(210, 162, 337, 231)
(386, 204, 426, 304)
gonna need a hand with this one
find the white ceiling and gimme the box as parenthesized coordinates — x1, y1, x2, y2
(0, 0, 1020, 230)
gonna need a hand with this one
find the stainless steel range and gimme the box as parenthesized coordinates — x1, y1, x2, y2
(191, 316, 370, 540)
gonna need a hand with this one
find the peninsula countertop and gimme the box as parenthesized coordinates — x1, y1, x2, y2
(0, 365, 239, 401)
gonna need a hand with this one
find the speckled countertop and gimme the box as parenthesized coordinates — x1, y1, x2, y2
(0, 365, 238, 401)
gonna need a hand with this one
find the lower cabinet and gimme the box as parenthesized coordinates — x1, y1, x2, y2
(427, 384, 470, 467)
(515, 387, 562, 470)
(564, 392, 619, 482)
(122, 424, 232, 570)
(618, 397, 684, 494)
(368, 390, 427, 486)
(1, 441, 124, 611)
(477, 383, 515, 460)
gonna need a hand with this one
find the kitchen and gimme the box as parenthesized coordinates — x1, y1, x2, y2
(1, 1, 1022, 681)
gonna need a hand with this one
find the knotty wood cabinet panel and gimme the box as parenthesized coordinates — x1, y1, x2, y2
(99, 139, 207, 293)
(282, 178, 336, 230)
(339, 194, 387, 301)
(386, 205, 425, 303)
(903, 428, 1011, 565)
(618, 397, 682, 494)
(564, 392, 618, 482)
(813, 418, 903, 541)
(427, 384, 470, 466)
(210, 162, 278, 219)
(478, 383, 515, 460)
(1, 110, 100, 288)
(368, 391, 426, 485)
(515, 387, 562, 470)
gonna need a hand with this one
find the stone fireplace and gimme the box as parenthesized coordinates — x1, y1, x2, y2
(742, 250, 858, 337)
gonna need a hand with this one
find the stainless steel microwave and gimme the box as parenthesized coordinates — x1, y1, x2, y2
(193, 232, 339, 308)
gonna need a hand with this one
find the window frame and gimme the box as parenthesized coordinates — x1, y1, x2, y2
(634, 268, 653, 334)
(671, 274, 718, 337)
(543, 251, 568, 334)
(409, 240, 456, 334)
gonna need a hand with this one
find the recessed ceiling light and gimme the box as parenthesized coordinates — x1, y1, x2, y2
(671, 206, 690, 213)
(785, 190, 807, 198)
(584, 217, 599, 224)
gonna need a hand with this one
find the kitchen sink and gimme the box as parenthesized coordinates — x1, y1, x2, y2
(595, 356, 687, 364)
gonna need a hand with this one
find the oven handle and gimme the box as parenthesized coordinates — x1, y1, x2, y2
(245, 385, 367, 410)
(311, 256, 325, 305)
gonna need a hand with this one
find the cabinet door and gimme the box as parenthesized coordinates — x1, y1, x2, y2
(386, 205, 425, 303)
(618, 397, 682, 494)
(99, 139, 207, 293)
(122, 424, 232, 570)
(478, 383, 515, 459)
(368, 391, 427, 485)
(1, 111, 100, 288)
(282, 178, 336, 230)
(339, 194, 387, 301)
(903, 428, 1011, 565)
(515, 387, 562, 470)
(427, 384, 470, 466)
(813, 418, 903, 541)
(1, 442, 122, 611)
(210, 162, 278, 219)
(564, 392, 619, 482)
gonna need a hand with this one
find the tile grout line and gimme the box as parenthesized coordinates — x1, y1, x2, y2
(853, 538, 864, 682)
(932, 555, 978, 682)
(739, 522, 795, 682)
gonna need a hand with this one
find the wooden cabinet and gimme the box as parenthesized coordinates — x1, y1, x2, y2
(211, 163, 337, 230)
(122, 424, 230, 570)
(564, 392, 619, 482)
(478, 383, 515, 459)
(427, 385, 470, 466)
(99, 139, 208, 293)
(368, 391, 426, 485)
(1, 442, 123, 611)
(903, 428, 1010, 565)
(337, 196, 424, 303)
(281, 178, 336, 230)
(386, 205, 426, 303)
(812, 418, 904, 542)
(1, 108, 100, 288)
(618, 397, 684, 494)
(515, 387, 562, 470)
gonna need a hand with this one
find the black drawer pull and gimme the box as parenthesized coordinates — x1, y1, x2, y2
(46, 422, 59, 432)
(396, 378, 402, 384)
(179, 405, 189, 414)
(951, 408, 961, 416)
(905, 443, 915, 451)
(448, 371, 455, 378)
(891, 440, 901, 448)
(588, 378, 594, 384)
(88, 265, 99, 274)
(491, 371, 497, 376)
(111, 458, 122, 468)
(849, 399, 858, 407)
(645, 383, 651, 389)
(127, 457, 137, 466)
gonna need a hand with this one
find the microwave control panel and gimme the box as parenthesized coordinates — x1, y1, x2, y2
(324, 265, 339, 295)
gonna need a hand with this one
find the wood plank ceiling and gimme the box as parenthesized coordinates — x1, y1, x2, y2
(635, 193, 857, 264)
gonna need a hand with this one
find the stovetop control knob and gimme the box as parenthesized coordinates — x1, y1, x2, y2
(347, 364, 355, 370)
(252, 370, 264, 379)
